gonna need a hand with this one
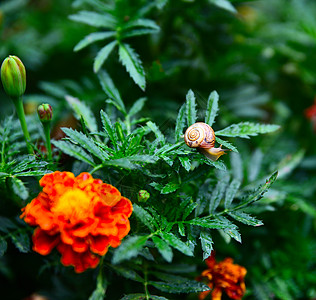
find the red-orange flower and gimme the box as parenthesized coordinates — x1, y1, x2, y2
(197, 252, 247, 300)
(21, 171, 133, 273)
(305, 98, 316, 132)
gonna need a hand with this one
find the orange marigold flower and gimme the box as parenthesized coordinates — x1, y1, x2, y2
(197, 252, 247, 300)
(20, 171, 133, 273)
(305, 98, 316, 132)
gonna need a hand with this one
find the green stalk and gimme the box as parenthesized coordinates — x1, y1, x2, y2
(42, 122, 52, 160)
(13, 96, 33, 154)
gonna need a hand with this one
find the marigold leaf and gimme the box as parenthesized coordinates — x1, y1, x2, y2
(228, 211, 264, 227)
(0, 217, 18, 233)
(160, 182, 181, 194)
(175, 104, 186, 142)
(121, 28, 159, 39)
(133, 204, 157, 231)
(98, 70, 126, 114)
(113, 266, 144, 283)
(224, 179, 241, 208)
(0, 239, 7, 257)
(178, 223, 185, 236)
(119, 43, 146, 91)
(112, 235, 149, 264)
(146, 121, 165, 146)
(149, 279, 210, 294)
(178, 156, 191, 172)
(10, 232, 30, 253)
(209, 172, 230, 213)
(185, 90, 197, 126)
(69, 10, 116, 28)
(202, 157, 227, 171)
(52, 140, 95, 166)
(152, 236, 173, 263)
(65, 95, 98, 132)
(248, 148, 264, 181)
(208, 0, 237, 13)
(122, 18, 160, 31)
(7, 177, 29, 201)
(93, 40, 117, 73)
(186, 218, 227, 229)
(100, 110, 118, 149)
(205, 90, 219, 127)
(200, 231, 213, 260)
(216, 122, 280, 139)
(215, 137, 238, 153)
(159, 232, 193, 257)
(182, 202, 198, 220)
(120, 295, 167, 300)
(128, 97, 147, 117)
(74, 31, 115, 52)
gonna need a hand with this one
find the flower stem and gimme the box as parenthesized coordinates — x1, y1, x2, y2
(42, 122, 52, 160)
(13, 96, 33, 154)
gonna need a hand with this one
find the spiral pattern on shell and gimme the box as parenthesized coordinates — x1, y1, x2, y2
(184, 122, 215, 149)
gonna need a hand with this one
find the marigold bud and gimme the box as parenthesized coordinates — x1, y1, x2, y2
(138, 190, 150, 202)
(37, 103, 53, 122)
(1, 55, 26, 98)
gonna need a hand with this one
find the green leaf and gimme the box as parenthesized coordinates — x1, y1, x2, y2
(128, 98, 147, 117)
(122, 18, 160, 31)
(7, 177, 29, 201)
(69, 11, 116, 28)
(208, 0, 237, 13)
(0, 217, 17, 233)
(113, 266, 144, 283)
(209, 172, 230, 213)
(277, 149, 305, 179)
(216, 122, 280, 139)
(178, 223, 185, 236)
(215, 137, 238, 153)
(62, 128, 109, 161)
(202, 158, 227, 171)
(182, 203, 198, 220)
(112, 235, 149, 264)
(224, 179, 241, 208)
(121, 28, 159, 39)
(93, 40, 117, 73)
(179, 156, 191, 172)
(205, 90, 219, 127)
(52, 140, 95, 166)
(119, 43, 146, 91)
(187, 218, 227, 229)
(74, 31, 115, 51)
(159, 232, 193, 256)
(228, 211, 263, 227)
(236, 171, 278, 209)
(149, 279, 210, 294)
(248, 149, 263, 181)
(65, 95, 98, 132)
(120, 294, 146, 300)
(98, 71, 126, 114)
(88, 272, 107, 300)
(152, 236, 173, 262)
(200, 231, 213, 260)
(161, 182, 180, 194)
(11, 232, 30, 253)
(185, 90, 197, 126)
(146, 121, 165, 146)
(0, 239, 7, 257)
(230, 152, 243, 181)
(100, 110, 118, 149)
(175, 104, 186, 142)
(133, 204, 157, 231)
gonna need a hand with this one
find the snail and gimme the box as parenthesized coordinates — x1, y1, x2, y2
(184, 122, 228, 161)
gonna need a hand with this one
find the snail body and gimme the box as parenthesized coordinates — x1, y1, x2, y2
(184, 122, 228, 161)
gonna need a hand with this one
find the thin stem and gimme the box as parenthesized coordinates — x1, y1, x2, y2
(143, 263, 150, 300)
(43, 122, 52, 160)
(13, 97, 33, 154)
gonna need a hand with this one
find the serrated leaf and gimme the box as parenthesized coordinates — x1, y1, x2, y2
(248, 148, 263, 181)
(175, 104, 186, 142)
(277, 149, 305, 179)
(121, 28, 159, 39)
(62, 128, 109, 161)
(0, 239, 7, 256)
(216, 122, 280, 139)
(119, 43, 146, 91)
(224, 179, 241, 208)
(215, 137, 238, 153)
(113, 266, 144, 283)
(69, 10, 116, 28)
(202, 157, 227, 171)
(230, 152, 243, 181)
(178, 223, 185, 236)
(52, 140, 95, 166)
(112, 235, 149, 264)
(187, 218, 227, 229)
(146, 121, 165, 146)
(100, 110, 118, 149)
(152, 236, 173, 262)
(128, 97, 147, 117)
(208, 0, 237, 13)
(179, 156, 191, 172)
(205, 90, 219, 127)
(159, 232, 193, 256)
(65, 95, 98, 132)
(182, 203, 198, 220)
(74, 31, 115, 51)
(149, 279, 209, 294)
(185, 90, 197, 126)
(228, 211, 263, 227)
(102, 158, 136, 169)
(7, 177, 29, 201)
(93, 40, 117, 73)
(209, 172, 230, 213)
(121, 295, 167, 300)
(133, 204, 157, 231)
(122, 18, 160, 31)
(161, 182, 180, 194)
(14, 170, 52, 177)
(200, 231, 213, 260)
(11, 233, 30, 253)
(98, 71, 126, 114)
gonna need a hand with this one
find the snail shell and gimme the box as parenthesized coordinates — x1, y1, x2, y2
(184, 122, 228, 161)
(184, 122, 215, 149)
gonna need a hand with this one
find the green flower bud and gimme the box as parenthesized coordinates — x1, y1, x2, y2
(138, 190, 150, 202)
(37, 103, 53, 122)
(1, 55, 26, 98)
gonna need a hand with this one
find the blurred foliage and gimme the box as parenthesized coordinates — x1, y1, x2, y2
(0, 0, 316, 299)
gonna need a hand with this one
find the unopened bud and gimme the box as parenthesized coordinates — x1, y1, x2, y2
(1, 55, 26, 98)
(37, 103, 53, 122)
(138, 190, 150, 202)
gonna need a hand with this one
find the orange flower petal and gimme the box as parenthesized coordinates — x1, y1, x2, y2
(89, 235, 110, 256)
(32, 228, 60, 255)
